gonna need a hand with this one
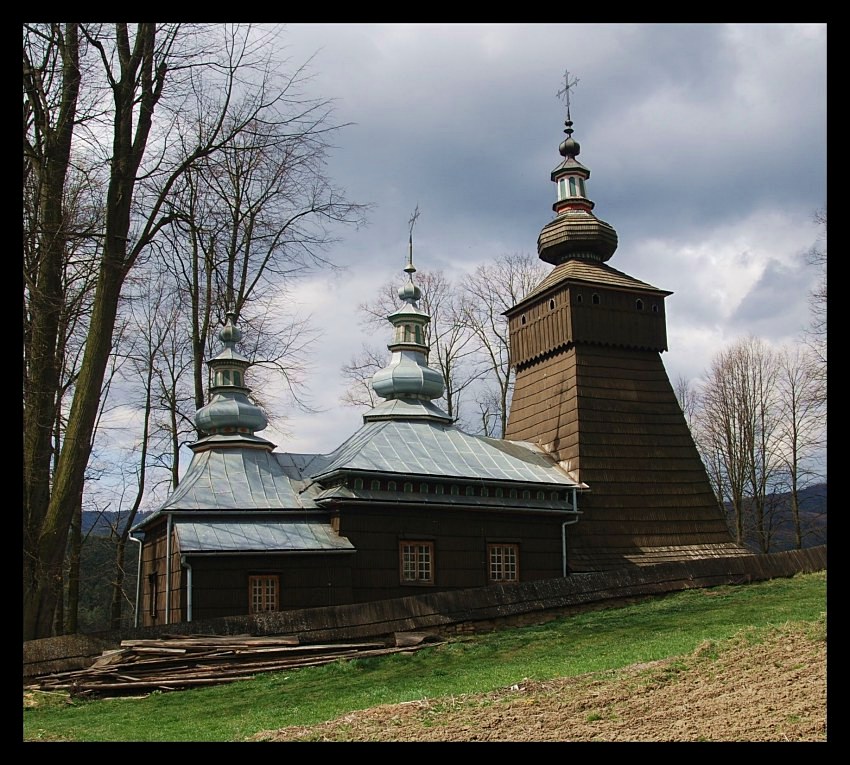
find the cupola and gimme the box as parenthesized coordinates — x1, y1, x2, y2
(364, 231, 452, 424)
(193, 311, 273, 448)
(537, 78, 618, 266)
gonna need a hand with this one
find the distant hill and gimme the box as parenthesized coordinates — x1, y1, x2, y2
(725, 482, 826, 553)
(81, 510, 153, 536)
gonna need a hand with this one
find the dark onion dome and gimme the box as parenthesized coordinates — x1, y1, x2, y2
(538, 117, 618, 265)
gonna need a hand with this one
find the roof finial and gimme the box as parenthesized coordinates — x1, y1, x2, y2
(556, 68, 580, 123)
(406, 204, 420, 280)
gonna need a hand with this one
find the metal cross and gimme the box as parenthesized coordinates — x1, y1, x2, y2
(556, 69, 580, 119)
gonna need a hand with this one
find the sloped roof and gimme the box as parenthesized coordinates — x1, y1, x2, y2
(155, 447, 317, 512)
(174, 516, 354, 554)
(310, 419, 579, 487)
(509, 258, 671, 314)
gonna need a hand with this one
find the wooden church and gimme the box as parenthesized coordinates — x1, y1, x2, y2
(130, 101, 746, 628)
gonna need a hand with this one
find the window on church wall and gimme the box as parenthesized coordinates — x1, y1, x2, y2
(232, 370, 242, 386)
(370, 479, 380, 491)
(353, 478, 363, 490)
(576, 293, 583, 304)
(488, 544, 519, 583)
(578, 177, 586, 196)
(652, 304, 660, 313)
(558, 177, 567, 200)
(569, 177, 578, 196)
(592, 293, 600, 305)
(635, 299, 644, 311)
(415, 325, 423, 344)
(404, 482, 413, 493)
(400, 541, 434, 584)
(249, 574, 280, 614)
(549, 298, 556, 310)
(420, 483, 429, 494)
(388, 480, 397, 492)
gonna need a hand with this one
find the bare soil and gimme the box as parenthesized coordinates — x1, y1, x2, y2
(251, 621, 827, 743)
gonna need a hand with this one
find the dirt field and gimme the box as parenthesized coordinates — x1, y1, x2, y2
(252, 620, 827, 743)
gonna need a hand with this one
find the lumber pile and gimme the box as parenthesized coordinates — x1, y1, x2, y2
(25, 632, 443, 698)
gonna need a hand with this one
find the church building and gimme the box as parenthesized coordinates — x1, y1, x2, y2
(131, 101, 745, 627)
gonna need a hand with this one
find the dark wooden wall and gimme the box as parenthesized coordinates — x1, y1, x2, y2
(507, 345, 740, 572)
(339, 506, 567, 603)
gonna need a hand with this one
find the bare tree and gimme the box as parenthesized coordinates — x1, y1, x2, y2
(774, 345, 826, 549)
(22, 23, 363, 639)
(458, 253, 548, 437)
(697, 337, 783, 551)
(804, 209, 826, 409)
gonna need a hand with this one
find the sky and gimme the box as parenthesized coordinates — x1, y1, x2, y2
(231, 23, 827, 457)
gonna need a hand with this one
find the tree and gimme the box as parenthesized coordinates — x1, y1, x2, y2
(458, 253, 548, 437)
(23, 23, 362, 639)
(696, 337, 783, 551)
(774, 345, 825, 549)
(804, 209, 826, 409)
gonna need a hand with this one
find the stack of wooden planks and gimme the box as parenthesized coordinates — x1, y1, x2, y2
(25, 632, 443, 698)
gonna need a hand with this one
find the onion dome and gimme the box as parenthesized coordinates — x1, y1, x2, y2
(193, 311, 273, 447)
(537, 115, 618, 265)
(365, 238, 451, 424)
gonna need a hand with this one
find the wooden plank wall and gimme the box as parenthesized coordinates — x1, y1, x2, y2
(100, 545, 825, 648)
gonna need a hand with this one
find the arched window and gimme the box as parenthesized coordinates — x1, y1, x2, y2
(420, 483, 429, 494)
(388, 481, 397, 492)
(404, 482, 413, 493)
(415, 325, 423, 344)
(370, 479, 380, 491)
(353, 478, 363, 490)
(652, 304, 660, 313)
(549, 298, 556, 310)
(636, 299, 644, 311)
(232, 370, 242, 386)
(520, 314, 527, 325)
(592, 293, 600, 305)
(576, 293, 583, 304)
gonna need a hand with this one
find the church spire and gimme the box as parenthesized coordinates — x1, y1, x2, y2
(364, 211, 451, 424)
(537, 71, 618, 266)
(192, 311, 274, 449)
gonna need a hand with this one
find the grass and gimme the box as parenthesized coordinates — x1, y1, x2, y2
(23, 570, 826, 742)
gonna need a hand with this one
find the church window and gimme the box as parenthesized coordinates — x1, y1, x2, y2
(576, 293, 583, 304)
(521, 314, 527, 325)
(353, 478, 363, 490)
(481, 486, 489, 497)
(549, 298, 556, 310)
(249, 575, 279, 614)
(569, 177, 579, 196)
(420, 483, 429, 494)
(578, 177, 586, 196)
(370, 479, 380, 491)
(537, 490, 546, 500)
(558, 177, 567, 200)
(404, 482, 414, 493)
(435, 484, 444, 495)
(232, 370, 242, 386)
(466, 485, 475, 496)
(652, 304, 659, 313)
(592, 293, 600, 305)
(522, 489, 531, 499)
(509, 488, 518, 499)
(488, 544, 519, 582)
(400, 541, 434, 584)
(388, 480, 397, 492)
(636, 299, 644, 311)
(415, 325, 423, 344)
(451, 485, 460, 496)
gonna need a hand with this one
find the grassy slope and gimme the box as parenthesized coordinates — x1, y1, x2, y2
(23, 570, 827, 742)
